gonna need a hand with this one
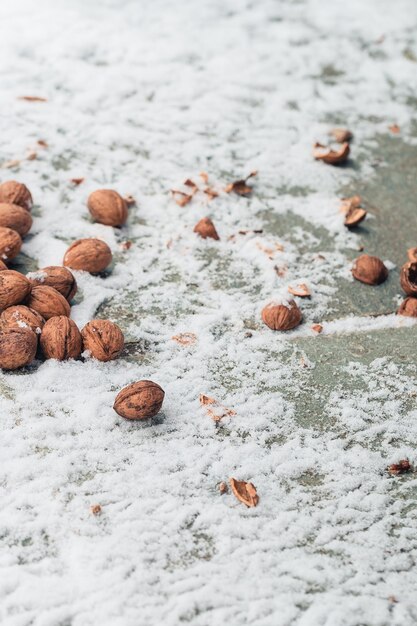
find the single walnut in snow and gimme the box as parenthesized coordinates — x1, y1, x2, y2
(27, 266, 77, 301)
(194, 217, 219, 240)
(0, 226, 22, 261)
(0, 327, 37, 369)
(0, 180, 32, 211)
(40, 316, 82, 360)
(352, 255, 388, 285)
(113, 380, 165, 420)
(0, 270, 31, 310)
(261, 300, 302, 331)
(63, 238, 112, 274)
(81, 319, 124, 362)
(400, 262, 417, 296)
(87, 189, 128, 227)
(0, 203, 33, 236)
(25, 285, 70, 320)
(0, 305, 45, 333)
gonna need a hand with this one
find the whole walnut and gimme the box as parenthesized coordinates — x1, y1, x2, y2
(0, 270, 31, 310)
(400, 262, 417, 296)
(63, 238, 112, 274)
(27, 266, 77, 301)
(0, 326, 37, 369)
(0, 305, 45, 334)
(0, 203, 33, 237)
(0, 226, 22, 261)
(81, 319, 124, 361)
(25, 285, 70, 320)
(194, 217, 220, 240)
(261, 300, 302, 331)
(40, 316, 82, 360)
(0, 181, 32, 211)
(352, 255, 388, 285)
(87, 189, 128, 227)
(113, 380, 165, 420)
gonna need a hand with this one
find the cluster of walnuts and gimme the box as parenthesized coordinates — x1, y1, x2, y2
(0, 181, 164, 421)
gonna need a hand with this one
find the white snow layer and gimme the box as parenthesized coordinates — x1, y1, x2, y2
(1, 0, 417, 625)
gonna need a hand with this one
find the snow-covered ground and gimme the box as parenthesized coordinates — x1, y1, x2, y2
(1, 1, 417, 624)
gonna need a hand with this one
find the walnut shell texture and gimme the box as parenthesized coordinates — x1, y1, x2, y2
(81, 319, 124, 362)
(87, 189, 128, 227)
(194, 217, 220, 240)
(63, 238, 112, 274)
(25, 285, 70, 320)
(400, 262, 417, 296)
(0, 226, 22, 260)
(352, 255, 388, 286)
(261, 300, 302, 331)
(113, 380, 165, 420)
(0, 270, 31, 310)
(40, 316, 82, 360)
(27, 266, 77, 301)
(0, 326, 37, 369)
(397, 297, 417, 317)
(313, 142, 350, 165)
(0, 305, 45, 333)
(0, 180, 32, 211)
(0, 203, 33, 236)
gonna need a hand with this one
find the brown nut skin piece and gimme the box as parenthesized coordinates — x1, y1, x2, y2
(113, 380, 165, 420)
(400, 262, 417, 296)
(87, 189, 128, 227)
(0, 305, 45, 333)
(25, 285, 70, 320)
(0, 326, 37, 370)
(352, 255, 388, 285)
(27, 266, 77, 301)
(397, 297, 417, 317)
(40, 316, 82, 360)
(0, 259, 7, 271)
(0, 203, 33, 237)
(0, 181, 32, 211)
(261, 300, 302, 331)
(63, 238, 112, 274)
(81, 319, 124, 362)
(0, 270, 31, 311)
(194, 217, 220, 240)
(0, 227, 22, 261)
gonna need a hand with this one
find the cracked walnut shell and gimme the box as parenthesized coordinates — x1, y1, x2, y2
(397, 297, 417, 317)
(40, 316, 82, 360)
(261, 300, 302, 331)
(400, 262, 417, 296)
(81, 319, 124, 362)
(64, 238, 112, 274)
(87, 189, 128, 227)
(113, 380, 165, 420)
(0, 326, 37, 370)
(194, 217, 219, 240)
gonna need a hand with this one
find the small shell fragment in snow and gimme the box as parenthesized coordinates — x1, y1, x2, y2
(90, 504, 102, 515)
(388, 124, 400, 134)
(229, 478, 259, 507)
(387, 460, 411, 476)
(219, 482, 228, 495)
(172, 332, 197, 346)
(288, 283, 311, 298)
(311, 324, 323, 333)
(313, 142, 350, 165)
(225, 170, 257, 195)
(344, 206, 367, 227)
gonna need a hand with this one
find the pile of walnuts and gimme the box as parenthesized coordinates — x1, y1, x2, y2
(0, 181, 164, 421)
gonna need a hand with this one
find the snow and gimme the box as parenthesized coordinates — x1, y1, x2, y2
(1, 0, 417, 625)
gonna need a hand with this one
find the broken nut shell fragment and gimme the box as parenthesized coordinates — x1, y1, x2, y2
(397, 297, 417, 317)
(400, 262, 417, 296)
(194, 217, 219, 241)
(313, 142, 350, 165)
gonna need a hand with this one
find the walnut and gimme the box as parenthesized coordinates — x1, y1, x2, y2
(0, 305, 45, 333)
(0, 226, 22, 261)
(63, 238, 112, 274)
(0, 327, 37, 369)
(0, 180, 32, 211)
(0, 203, 33, 236)
(27, 266, 77, 301)
(113, 380, 165, 420)
(352, 255, 388, 285)
(81, 319, 124, 362)
(40, 316, 82, 360)
(261, 300, 302, 331)
(25, 285, 70, 320)
(0, 270, 31, 310)
(87, 189, 128, 227)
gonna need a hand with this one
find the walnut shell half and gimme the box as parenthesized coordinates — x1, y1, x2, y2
(397, 297, 417, 317)
(27, 266, 77, 301)
(352, 255, 388, 286)
(0, 180, 33, 211)
(261, 300, 302, 331)
(0, 227, 22, 261)
(25, 285, 70, 320)
(63, 238, 112, 274)
(194, 217, 220, 240)
(81, 319, 124, 362)
(0, 327, 37, 369)
(400, 262, 417, 296)
(87, 189, 128, 227)
(113, 380, 165, 420)
(40, 316, 82, 360)
(0, 270, 31, 310)
(0, 203, 33, 236)
(0, 305, 45, 333)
